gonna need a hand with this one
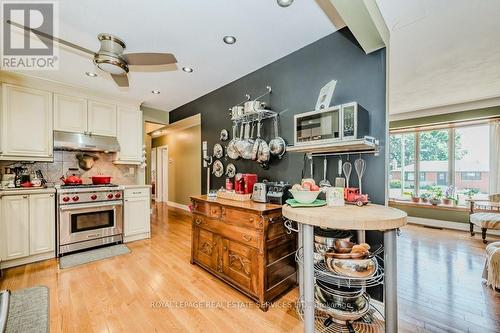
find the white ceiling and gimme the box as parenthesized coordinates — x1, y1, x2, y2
(4, 0, 337, 112)
(376, 0, 500, 116)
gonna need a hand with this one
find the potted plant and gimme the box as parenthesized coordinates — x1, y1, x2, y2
(429, 186, 443, 206)
(464, 188, 479, 200)
(443, 186, 457, 205)
(405, 191, 420, 203)
(420, 192, 431, 203)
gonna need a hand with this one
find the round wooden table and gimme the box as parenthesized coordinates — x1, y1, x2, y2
(282, 203, 407, 333)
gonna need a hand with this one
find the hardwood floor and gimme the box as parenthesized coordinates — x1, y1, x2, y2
(1, 203, 499, 333)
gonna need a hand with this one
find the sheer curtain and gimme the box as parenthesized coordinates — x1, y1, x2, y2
(490, 120, 500, 195)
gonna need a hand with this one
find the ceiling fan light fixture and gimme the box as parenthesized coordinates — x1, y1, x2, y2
(152, 90, 161, 94)
(85, 71, 97, 77)
(182, 66, 193, 73)
(277, 0, 294, 7)
(223, 36, 236, 44)
(94, 54, 129, 75)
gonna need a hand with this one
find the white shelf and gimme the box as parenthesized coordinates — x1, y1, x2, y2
(287, 137, 379, 156)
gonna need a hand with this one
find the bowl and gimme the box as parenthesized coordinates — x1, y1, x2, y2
(334, 239, 355, 253)
(289, 189, 321, 204)
(326, 257, 377, 278)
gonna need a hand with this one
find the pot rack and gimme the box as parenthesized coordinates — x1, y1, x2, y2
(230, 86, 278, 124)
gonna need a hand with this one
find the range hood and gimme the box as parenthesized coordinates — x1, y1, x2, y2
(54, 131, 120, 152)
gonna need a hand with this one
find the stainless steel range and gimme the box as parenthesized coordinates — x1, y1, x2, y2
(56, 184, 123, 256)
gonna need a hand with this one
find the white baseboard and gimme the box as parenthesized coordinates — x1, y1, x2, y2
(0, 251, 55, 269)
(167, 201, 190, 212)
(124, 232, 151, 243)
(408, 216, 500, 236)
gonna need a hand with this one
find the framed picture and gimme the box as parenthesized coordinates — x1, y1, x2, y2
(315, 79, 337, 111)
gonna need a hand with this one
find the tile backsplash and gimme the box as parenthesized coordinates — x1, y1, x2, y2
(0, 151, 138, 185)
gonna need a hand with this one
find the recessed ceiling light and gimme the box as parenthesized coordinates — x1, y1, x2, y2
(151, 90, 161, 94)
(223, 36, 236, 45)
(182, 67, 193, 73)
(277, 0, 294, 7)
(85, 71, 98, 77)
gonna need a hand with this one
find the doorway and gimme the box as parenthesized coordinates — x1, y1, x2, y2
(155, 145, 169, 202)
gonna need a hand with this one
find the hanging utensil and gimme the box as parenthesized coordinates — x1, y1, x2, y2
(319, 157, 331, 187)
(227, 125, 240, 160)
(335, 157, 345, 187)
(269, 116, 286, 158)
(354, 157, 366, 194)
(343, 161, 352, 188)
(252, 120, 264, 161)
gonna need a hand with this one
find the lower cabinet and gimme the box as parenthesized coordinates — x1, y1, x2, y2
(190, 196, 297, 311)
(123, 187, 151, 242)
(0, 192, 55, 267)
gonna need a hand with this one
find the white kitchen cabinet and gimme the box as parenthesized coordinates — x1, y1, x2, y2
(0, 84, 53, 161)
(54, 94, 88, 133)
(88, 100, 117, 137)
(124, 187, 151, 242)
(0, 192, 55, 267)
(114, 105, 143, 164)
(0, 195, 30, 261)
(29, 194, 55, 255)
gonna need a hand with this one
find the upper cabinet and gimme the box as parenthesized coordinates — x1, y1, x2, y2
(88, 100, 117, 137)
(54, 94, 88, 133)
(114, 105, 143, 164)
(54, 95, 117, 137)
(0, 84, 53, 161)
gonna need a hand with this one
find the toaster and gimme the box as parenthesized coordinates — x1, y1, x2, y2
(252, 183, 268, 203)
(267, 182, 292, 205)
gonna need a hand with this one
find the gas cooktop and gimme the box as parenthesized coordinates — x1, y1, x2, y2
(58, 183, 119, 189)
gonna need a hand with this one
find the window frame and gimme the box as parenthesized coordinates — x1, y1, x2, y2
(389, 120, 493, 202)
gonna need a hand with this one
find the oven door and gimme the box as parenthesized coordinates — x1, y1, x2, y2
(59, 200, 123, 246)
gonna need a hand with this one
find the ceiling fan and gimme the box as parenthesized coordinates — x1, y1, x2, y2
(6, 20, 177, 87)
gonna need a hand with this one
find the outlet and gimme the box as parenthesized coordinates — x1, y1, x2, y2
(129, 167, 135, 175)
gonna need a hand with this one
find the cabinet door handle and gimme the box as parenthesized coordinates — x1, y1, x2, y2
(242, 234, 252, 242)
(223, 246, 227, 251)
(49, 194, 54, 197)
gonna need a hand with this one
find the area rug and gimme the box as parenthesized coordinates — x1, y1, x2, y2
(59, 244, 131, 269)
(5, 286, 49, 333)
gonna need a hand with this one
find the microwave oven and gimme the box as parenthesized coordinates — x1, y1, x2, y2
(293, 102, 369, 146)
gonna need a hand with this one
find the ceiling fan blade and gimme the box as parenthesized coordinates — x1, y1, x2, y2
(6, 19, 95, 56)
(110, 74, 129, 87)
(123, 53, 177, 66)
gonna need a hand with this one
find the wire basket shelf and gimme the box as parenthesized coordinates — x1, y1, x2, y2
(295, 248, 384, 288)
(296, 297, 385, 333)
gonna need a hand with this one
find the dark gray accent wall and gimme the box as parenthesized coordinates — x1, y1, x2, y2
(170, 28, 386, 204)
(170, 29, 386, 300)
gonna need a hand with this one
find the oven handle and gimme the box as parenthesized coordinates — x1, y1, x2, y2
(59, 200, 123, 211)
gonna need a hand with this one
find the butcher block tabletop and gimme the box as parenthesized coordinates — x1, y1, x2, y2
(282, 203, 407, 231)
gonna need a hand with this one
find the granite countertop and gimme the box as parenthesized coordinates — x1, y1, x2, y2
(0, 187, 56, 196)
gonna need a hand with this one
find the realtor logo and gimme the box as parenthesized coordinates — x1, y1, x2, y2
(1, 1, 59, 70)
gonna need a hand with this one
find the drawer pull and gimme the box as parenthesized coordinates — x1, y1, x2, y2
(249, 217, 254, 222)
(195, 218, 202, 225)
(223, 246, 228, 251)
(242, 234, 252, 242)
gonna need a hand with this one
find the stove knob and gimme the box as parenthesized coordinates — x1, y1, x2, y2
(107, 193, 114, 199)
(72, 196, 79, 202)
(91, 195, 97, 200)
(115, 193, 121, 199)
(62, 196, 70, 202)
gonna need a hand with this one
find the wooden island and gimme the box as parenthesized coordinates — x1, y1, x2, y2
(190, 195, 297, 310)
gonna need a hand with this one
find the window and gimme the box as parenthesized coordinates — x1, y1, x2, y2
(455, 124, 490, 204)
(389, 133, 416, 199)
(389, 123, 491, 205)
(419, 129, 449, 194)
(461, 172, 481, 181)
(405, 172, 415, 181)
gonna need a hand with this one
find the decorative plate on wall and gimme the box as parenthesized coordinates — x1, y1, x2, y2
(212, 160, 224, 177)
(220, 129, 229, 141)
(213, 143, 224, 159)
(226, 163, 236, 178)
